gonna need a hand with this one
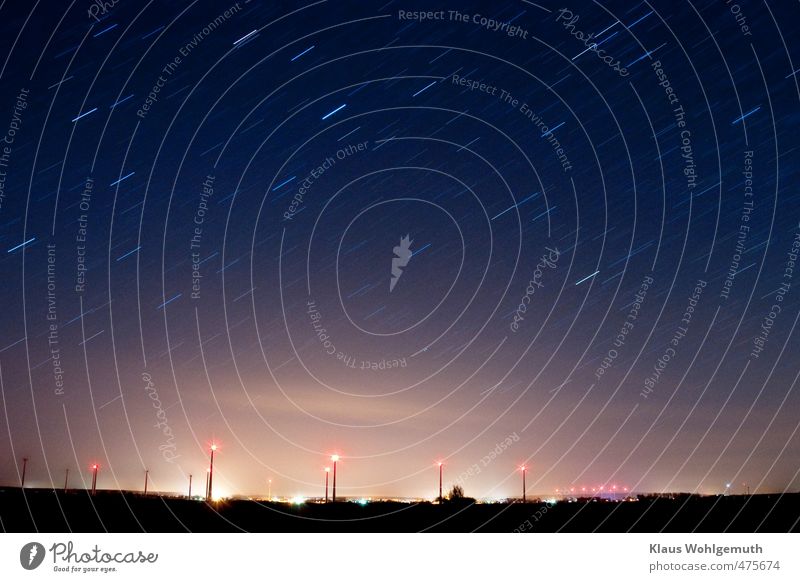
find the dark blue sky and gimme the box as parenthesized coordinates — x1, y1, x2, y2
(0, 0, 798, 500)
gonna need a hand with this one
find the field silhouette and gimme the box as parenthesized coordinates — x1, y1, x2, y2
(1, 488, 797, 532)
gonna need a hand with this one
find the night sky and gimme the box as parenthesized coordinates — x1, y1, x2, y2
(1, 0, 799, 502)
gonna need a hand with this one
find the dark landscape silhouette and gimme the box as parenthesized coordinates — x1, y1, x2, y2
(1, 487, 797, 533)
